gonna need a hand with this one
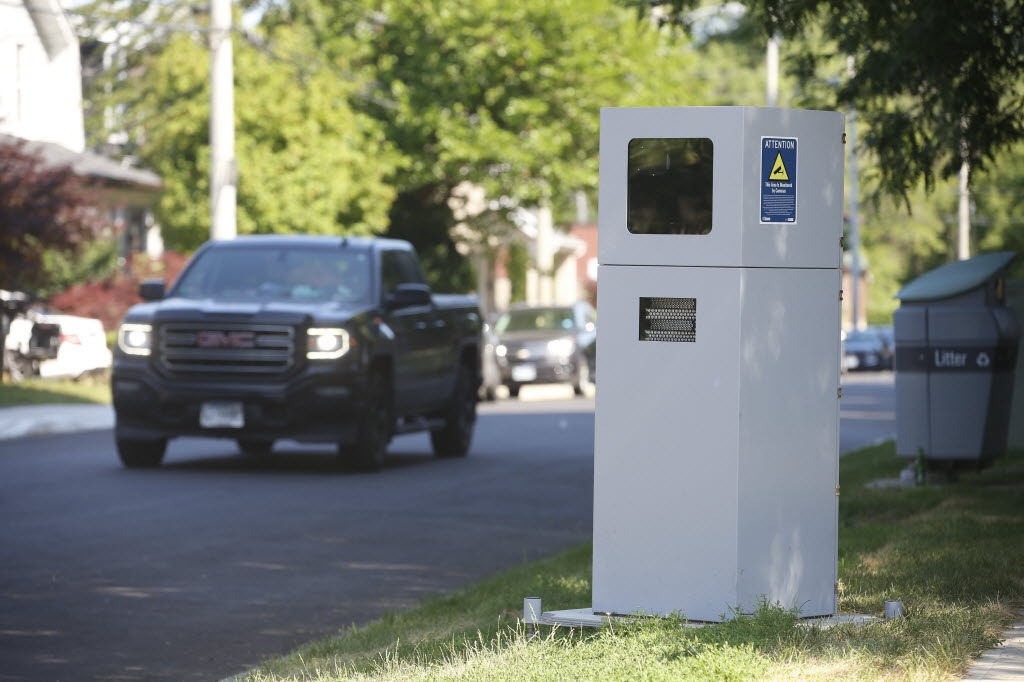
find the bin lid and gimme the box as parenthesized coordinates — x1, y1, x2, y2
(896, 251, 1017, 302)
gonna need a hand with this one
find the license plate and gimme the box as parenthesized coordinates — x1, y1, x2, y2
(200, 401, 244, 428)
(511, 364, 537, 382)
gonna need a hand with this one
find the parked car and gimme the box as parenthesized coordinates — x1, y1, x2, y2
(3, 312, 111, 381)
(493, 302, 597, 398)
(869, 325, 895, 363)
(842, 328, 893, 371)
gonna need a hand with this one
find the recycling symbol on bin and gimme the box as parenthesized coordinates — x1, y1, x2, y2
(976, 352, 991, 368)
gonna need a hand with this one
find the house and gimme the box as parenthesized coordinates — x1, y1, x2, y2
(0, 0, 163, 261)
(449, 182, 590, 315)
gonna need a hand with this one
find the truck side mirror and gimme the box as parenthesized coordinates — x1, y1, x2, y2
(386, 283, 431, 310)
(139, 279, 166, 301)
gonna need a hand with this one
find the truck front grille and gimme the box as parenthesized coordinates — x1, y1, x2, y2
(158, 323, 296, 374)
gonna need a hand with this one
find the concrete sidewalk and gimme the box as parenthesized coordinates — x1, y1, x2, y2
(964, 618, 1024, 681)
(0, 403, 1021, 680)
(0, 403, 113, 440)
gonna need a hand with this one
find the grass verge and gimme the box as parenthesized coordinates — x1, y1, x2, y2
(0, 375, 111, 406)
(236, 443, 1024, 682)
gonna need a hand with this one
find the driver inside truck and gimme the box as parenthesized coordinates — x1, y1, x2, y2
(288, 258, 339, 299)
(287, 255, 367, 301)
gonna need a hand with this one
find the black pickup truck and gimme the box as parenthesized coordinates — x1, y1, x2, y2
(111, 235, 482, 471)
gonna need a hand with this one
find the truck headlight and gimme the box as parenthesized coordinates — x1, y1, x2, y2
(118, 323, 153, 356)
(307, 328, 351, 359)
(547, 337, 576, 358)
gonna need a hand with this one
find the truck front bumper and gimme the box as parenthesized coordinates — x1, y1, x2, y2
(112, 362, 371, 444)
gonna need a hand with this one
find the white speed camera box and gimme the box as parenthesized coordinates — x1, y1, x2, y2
(592, 107, 844, 621)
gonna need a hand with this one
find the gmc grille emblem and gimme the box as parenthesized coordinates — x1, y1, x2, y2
(196, 330, 256, 348)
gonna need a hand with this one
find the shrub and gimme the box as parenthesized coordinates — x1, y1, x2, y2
(49, 251, 189, 331)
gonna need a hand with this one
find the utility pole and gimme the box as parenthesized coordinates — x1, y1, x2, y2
(209, 0, 237, 240)
(846, 56, 862, 330)
(957, 158, 971, 260)
(536, 205, 555, 305)
(766, 32, 780, 107)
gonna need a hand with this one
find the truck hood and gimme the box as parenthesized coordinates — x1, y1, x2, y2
(125, 297, 370, 325)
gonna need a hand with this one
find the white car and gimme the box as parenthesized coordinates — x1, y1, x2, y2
(4, 313, 112, 381)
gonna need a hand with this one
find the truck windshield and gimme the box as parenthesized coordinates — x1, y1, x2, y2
(173, 246, 373, 304)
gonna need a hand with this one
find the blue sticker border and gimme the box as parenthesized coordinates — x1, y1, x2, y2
(759, 136, 798, 225)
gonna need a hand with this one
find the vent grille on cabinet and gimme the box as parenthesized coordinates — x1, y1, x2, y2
(639, 297, 697, 342)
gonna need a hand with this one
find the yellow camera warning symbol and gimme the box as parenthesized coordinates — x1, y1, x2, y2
(769, 153, 790, 181)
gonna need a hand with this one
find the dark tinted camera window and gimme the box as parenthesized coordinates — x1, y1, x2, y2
(627, 138, 714, 235)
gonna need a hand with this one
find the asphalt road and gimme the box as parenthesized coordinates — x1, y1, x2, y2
(0, 376, 895, 681)
(839, 370, 896, 454)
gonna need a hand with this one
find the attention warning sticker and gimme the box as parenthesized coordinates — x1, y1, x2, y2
(760, 136, 797, 224)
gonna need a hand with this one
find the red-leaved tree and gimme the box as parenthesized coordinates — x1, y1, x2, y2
(50, 251, 190, 331)
(0, 138, 105, 292)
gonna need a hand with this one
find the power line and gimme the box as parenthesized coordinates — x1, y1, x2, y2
(0, 0, 218, 34)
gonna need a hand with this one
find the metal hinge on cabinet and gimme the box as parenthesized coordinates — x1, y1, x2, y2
(836, 485, 841, 496)
(837, 387, 842, 399)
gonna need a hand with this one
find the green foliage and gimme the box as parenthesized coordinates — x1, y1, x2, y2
(386, 187, 476, 293)
(81, 15, 401, 252)
(342, 0, 703, 205)
(975, 141, 1024, 259)
(138, 31, 401, 249)
(79, 0, 707, 283)
(505, 241, 529, 304)
(232, 25, 402, 241)
(300, 0, 704, 226)
(41, 236, 120, 299)
(74, 0, 1023, 315)
(650, 0, 1024, 204)
(858, 178, 959, 323)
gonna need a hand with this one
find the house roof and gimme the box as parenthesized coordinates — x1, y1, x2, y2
(2, 134, 163, 191)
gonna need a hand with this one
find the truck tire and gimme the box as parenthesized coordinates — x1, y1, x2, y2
(237, 439, 273, 456)
(116, 438, 167, 468)
(430, 361, 477, 458)
(342, 371, 392, 472)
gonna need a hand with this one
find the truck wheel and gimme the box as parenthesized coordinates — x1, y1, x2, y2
(237, 439, 273, 456)
(343, 371, 392, 472)
(116, 438, 167, 468)
(573, 355, 592, 396)
(431, 361, 477, 458)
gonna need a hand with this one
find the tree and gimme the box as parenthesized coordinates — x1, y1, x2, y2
(0, 139, 105, 292)
(645, 0, 1024, 203)
(75, 6, 403, 251)
(975, 142, 1024, 261)
(253, 0, 704, 281)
